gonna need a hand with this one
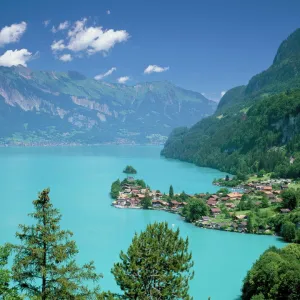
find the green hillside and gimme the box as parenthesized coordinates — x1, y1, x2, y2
(162, 28, 300, 178)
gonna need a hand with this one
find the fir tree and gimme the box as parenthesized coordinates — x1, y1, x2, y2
(169, 185, 174, 198)
(111, 222, 194, 299)
(12, 188, 102, 299)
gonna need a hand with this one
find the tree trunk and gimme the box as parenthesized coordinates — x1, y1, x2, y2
(42, 204, 47, 300)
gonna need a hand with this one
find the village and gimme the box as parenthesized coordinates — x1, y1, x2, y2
(111, 170, 296, 235)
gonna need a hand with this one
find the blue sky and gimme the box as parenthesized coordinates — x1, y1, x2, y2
(1, 0, 300, 100)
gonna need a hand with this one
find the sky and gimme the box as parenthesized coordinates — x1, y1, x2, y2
(1, 0, 300, 101)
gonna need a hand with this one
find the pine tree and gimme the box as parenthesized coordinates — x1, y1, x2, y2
(111, 222, 194, 299)
(169, 185, 174, 198)
(12, 188, 102, 299)
(0, 244, 20, 299)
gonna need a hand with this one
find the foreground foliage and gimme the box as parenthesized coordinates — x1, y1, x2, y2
(11, 188, 102, 299)
(111, 222, 194, 299)
(242, 244, 300, 300)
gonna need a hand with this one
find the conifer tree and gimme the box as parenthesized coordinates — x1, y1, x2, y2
(169, 185, 174, 198)
(12, 188, 102, 299)
(0, 244, 20, 299)
(111, 222, 194, 299)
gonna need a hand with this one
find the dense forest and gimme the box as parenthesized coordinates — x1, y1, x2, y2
(162, 28, 300, 178)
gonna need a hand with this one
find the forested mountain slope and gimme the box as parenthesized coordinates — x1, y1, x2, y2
(162, 28, 300, 178)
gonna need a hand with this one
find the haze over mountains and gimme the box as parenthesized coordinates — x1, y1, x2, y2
(0, 66, 216, 145)
(162, 28, 300, 178)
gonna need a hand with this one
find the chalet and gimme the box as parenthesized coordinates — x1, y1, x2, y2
(211, 195, 219, 200)
(235, 215, 247, 220)
(170, 200, 180, 208)
(264, 191, 275, 199)
(280, 208, 291, 213)
(228, 192, 243, 200)
(140, 189, 147, 194)
(137, 194, 145, 199)
(221, 197, 230, 201)
(123, 188, 132, 193)
(211, 207, 221, 216)
(263, 186, 272, 191)
(152, 200, 168, 207)
(207, 199, 217, 206)
(225, 203, 235, 209)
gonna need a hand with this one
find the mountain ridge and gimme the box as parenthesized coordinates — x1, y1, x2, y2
(0, 66, 216, 145)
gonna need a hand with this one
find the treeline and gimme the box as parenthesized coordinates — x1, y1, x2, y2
(162, 89, 300, 179)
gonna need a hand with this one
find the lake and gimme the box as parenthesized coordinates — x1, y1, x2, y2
(0, 146, 285, 299)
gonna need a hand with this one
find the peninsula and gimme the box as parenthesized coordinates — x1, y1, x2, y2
(111, 170, 300, 243)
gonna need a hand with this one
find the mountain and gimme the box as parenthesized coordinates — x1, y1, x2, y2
(162, 28, 300, 178)
(0, 66, 216, 145)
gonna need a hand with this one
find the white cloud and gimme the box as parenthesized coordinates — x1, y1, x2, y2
(51, 21, 70, 33)
(0, 49, 32, 67)
(144, 64, 169, 74)
(117, 76, 129, 84)
(0, 22, 27, 47)
(43, 20, 51, 27)
(107, 10, 111, 15)
(51, 40, 65, 51)
(59, 54, 72, 62)
(51, 18, 129, 56)
(221, 91, 227, 97)
(94, 67, 116, 80)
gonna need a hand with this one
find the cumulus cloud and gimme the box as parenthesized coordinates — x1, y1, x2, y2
(0, 49, 32, 67)
(43, 20, 51, 27)
(51, 40, 65, 51)
(221, 91, 227, 97)
(51, 18, 129, 56)
(0, 22, 27, 47)
(107, 10, 111, 15)
(59, 54, 72, 62)
(51, 21, 70, 33)
(94, 67, 116, 80)
(117, 76, 129, 84)
(144, 64, 169, 74)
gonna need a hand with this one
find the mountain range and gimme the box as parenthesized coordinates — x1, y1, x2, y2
(0, 66, 216, 145)
(162, 28, 300, 178)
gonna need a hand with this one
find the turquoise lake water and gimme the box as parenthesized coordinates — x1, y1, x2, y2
(0, 146, 285, 300)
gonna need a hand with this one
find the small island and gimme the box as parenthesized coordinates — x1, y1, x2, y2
(110, 171, 300, 243)
(123, 165, 137, 174)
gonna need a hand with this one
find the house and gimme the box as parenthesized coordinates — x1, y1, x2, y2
(131, 189, 139, 195)
(202, 216, 210, 221)
(264, 191, 275, 199)
(140, 189, 147, 194)
(207, 199, 217, 206)
(239, 221, 248, 231)
(152, 200, 168, 207)
(225, 203, 235, 209)
(137, 194, 145, 199)
(211, 208, 221, 216)
(235, 215, 247, 220)
(273, 190, 281, 195)
(221, 197, 230, 201)
(228, 192, 243, 200)
(211, 195, 219, 200)
(280, 208, 291, 213)
(263, 186, 272, 191)
(178, 202, 187, 208)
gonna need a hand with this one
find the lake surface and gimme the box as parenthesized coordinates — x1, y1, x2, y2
(0, 146, 285, 299)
